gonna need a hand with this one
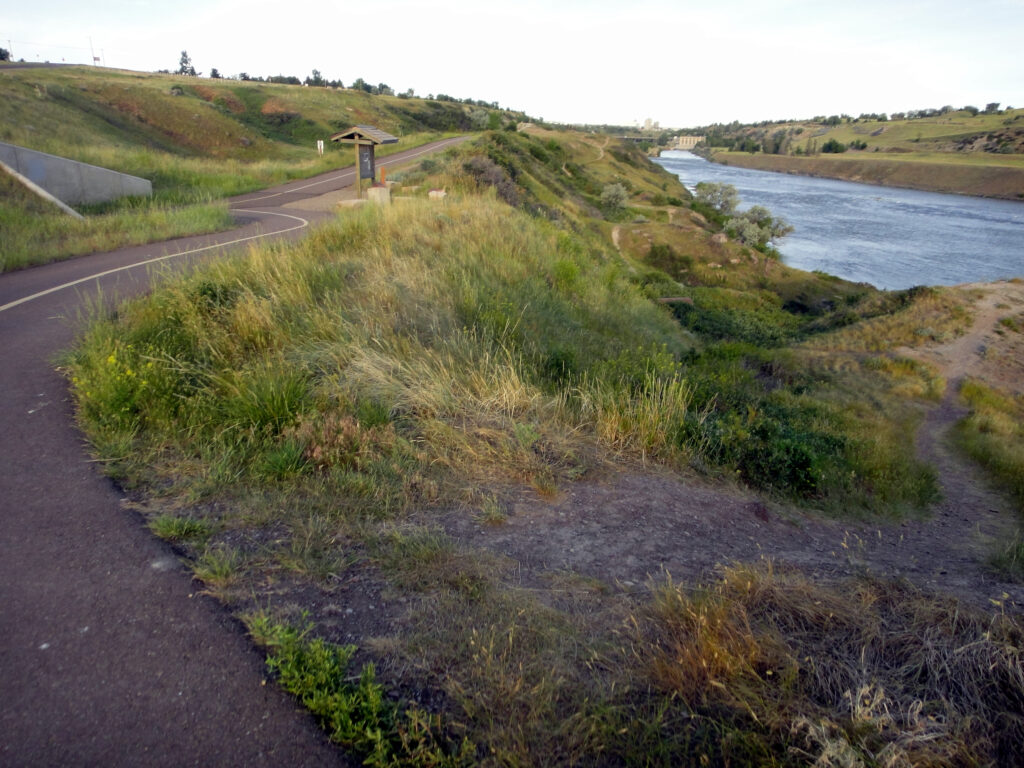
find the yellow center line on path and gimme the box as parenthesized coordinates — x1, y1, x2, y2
(0, 210, 309, 313)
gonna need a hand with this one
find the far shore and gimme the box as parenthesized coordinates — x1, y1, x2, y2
(690, 150, 1024, 202)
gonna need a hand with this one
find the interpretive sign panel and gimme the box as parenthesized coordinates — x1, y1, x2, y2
(359, 144, 375, 180)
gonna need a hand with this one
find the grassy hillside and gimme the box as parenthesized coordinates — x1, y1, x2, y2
(0, 66, 522, 271)
(694, 108, 1024, 199)
(0, 66, 520, 170)
(65, 119, 1024, 765)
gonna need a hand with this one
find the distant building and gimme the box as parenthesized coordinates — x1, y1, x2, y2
(671, 135, 705, 150)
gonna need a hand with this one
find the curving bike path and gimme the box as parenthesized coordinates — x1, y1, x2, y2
(0, 136, 468, 766)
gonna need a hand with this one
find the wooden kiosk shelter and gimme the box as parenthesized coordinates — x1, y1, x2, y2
(329, 125, 398, 198)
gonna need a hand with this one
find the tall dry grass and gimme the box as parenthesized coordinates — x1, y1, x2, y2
(637, 562, 1024, 766)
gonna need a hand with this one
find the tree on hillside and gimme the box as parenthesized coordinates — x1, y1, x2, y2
(726, 205, 793, 248)
(177, 50, 198, 77)
(469, 108, 489, 130)
(209, 67, 221, 79)
(600, 183, 629, 213)
(985, 102, 1001, 114)
(305, 69, 325, 87)
(0, 48, 10, 62)
(694, 182, 739, 216)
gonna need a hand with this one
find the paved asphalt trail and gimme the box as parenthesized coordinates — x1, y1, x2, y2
(0, 136, 468, 766)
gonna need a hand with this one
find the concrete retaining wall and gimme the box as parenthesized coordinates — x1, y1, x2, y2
(0, 141, 152, 206)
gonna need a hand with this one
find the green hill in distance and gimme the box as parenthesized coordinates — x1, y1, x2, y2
(674, 107, 1024, 200)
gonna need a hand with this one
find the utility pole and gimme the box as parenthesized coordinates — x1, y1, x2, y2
(89, 37, 95, 66)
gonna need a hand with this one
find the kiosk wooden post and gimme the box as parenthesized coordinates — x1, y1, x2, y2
(329, 125, 399, 199)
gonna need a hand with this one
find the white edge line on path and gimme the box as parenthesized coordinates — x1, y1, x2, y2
(2, 137, 467, 312)
(0, 210, 309, 313)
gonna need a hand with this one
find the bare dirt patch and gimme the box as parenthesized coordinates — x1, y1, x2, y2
(429, 281, 1024, 614)
(437, 462, 1023, 614)
(901, 280, 1024, 396)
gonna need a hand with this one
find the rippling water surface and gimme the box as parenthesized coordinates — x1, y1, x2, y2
(654, 151, 1024, 289)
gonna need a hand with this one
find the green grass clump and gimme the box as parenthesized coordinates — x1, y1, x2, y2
(148, 515, 212, 543)
(672, 287, 801, 346)
(246, 615, 475, 766)
(800, 285, 973, 353)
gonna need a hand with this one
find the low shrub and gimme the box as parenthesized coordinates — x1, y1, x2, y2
(248, 616, 475, 766)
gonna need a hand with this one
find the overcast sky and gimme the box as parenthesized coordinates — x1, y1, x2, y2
(4, 0, 1023, 127)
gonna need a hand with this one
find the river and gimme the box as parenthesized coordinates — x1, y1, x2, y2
(653, 151, 1024, 290)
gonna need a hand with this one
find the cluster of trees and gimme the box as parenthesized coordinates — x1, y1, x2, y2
(167, 52, 509, 112)
(888, 103, 1004, 120)
(820, 138, 867, 154)
(694, 182, 792, 249)
(814, 105, 1007, 124)
(350, 78, 393, 95)
(705, 103, 1011, 148)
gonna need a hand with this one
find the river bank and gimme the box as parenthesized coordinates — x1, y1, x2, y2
(700, 151, 1024, 201)
(654, 150, 1024, 289)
